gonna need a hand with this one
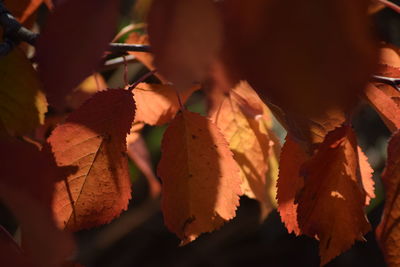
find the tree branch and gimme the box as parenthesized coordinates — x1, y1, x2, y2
(0, 1, 39, 56)
(0, 1, 151, 57)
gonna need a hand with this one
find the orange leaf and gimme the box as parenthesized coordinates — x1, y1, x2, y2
(3, 0, 52, 23)
(209, 81, 277, 220)
(218, 0, 377, 147)
(363, 83, 400, 132)
(358, 147, 375, 206)
(125, 33, 168, 83)
(157, 110, 242, 244)
(148, 0, 222, 90)
(37, 0, 119, 107)
(277, 134, 308, 236)
(48, 89, 135, 231)
(296, 126, 370, 265)
(376, 130, 400, 267)
(134, 83, 198, 125)
(127, 123, 161, 198)
(0, 139, 74, 267)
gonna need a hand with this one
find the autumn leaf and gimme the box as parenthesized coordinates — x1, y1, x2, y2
(358, 147, 375, 206)
(127, 125, 161, 199)
(277, 134, 308, 236)
(364, 83, 400, 133)
(0, 226, 33, 267)
(0, 48, 47, 136)
(48, 89, 135, 231)
(134, 83, 198, 125)
(218, 0, 377, 147)
(296, 126, 370, 266)
(3, 0, 52, 23)
(36, 0, 120, 107)
(0, 139, 74, 267)
(67, 73, 107, 110)
(209, 81, 277, 220)
(148, 0, 222, 90)
(157, 110, 242, 244)
(376, 130, 400, 267)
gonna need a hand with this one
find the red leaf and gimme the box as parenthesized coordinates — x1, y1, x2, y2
(3, 0, 52, 23)
(36, 0, 120, 107)
(148, 0, 222, 90)
(296, 126, 370, 265)
(0, 139, 74, 267)
(133, 83, 198, 125)
(376, 130, 400, 266)
(157, 111, 242, 244)
(48, 89, 135, 231)
(277, 134, 308, 236)
(363, 83, 400, 132)
(218, 0, 377, 147)
(127, 125, 161, 199)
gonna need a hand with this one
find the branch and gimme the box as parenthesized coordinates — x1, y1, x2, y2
(0, 1, 39, 56)
(108, 43, 151, 53)
(0, 1, 151, 57)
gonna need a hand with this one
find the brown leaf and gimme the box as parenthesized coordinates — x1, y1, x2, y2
(363, 83, 400, 133)
(134, 83, 198, 125)
(209, 81, 277, 220)
(48, 89, 135, 231)
(376, 130, 400, 267)
(358, 147, 375, 205)
(67, 73, 107, 110)
(218, 0, 377, 148)
(147, 0, 222, 90)
(0, 139, 74, 267)
(0, 226, 33, 267)
(36, 0, 119, 107)
(157, 110, 242, 244)
(296, 126, 370, 265)
(127, 124, 161, 198)
(277, 134, 308, 236)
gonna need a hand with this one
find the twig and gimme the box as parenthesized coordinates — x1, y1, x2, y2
(0, 1, 39, 56)
(108, 43, 151, 53)
(376, 0, 400, 13)
(102, 54, 136, 70)
(0, 1, 151, 57)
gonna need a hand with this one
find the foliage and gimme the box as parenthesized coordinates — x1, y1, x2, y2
(1, 0, 400, 266)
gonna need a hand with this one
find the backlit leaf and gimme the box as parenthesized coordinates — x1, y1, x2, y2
(0, 139, 74, 267)
(157, 110, 242, 244)
(277, 134, 308, 236)
(36, 0, 120, 107)
(134, 83, 198, 125)
(3, 0, 52, 23)
(218, 0, 377, 148)
(209, 81, 277, 220)
(0, 48, 47, 136)
(148, 0, 222, 90)
(48, 89, 135, 231)
(127, 126, 161, 198)
(297, 126, 370, 265)
(376, 130, 400, 267)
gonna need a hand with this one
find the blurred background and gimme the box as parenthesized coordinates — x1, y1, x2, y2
(3, 0, 400, 266)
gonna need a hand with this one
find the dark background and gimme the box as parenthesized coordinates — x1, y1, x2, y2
(2, 1, 400, 266)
